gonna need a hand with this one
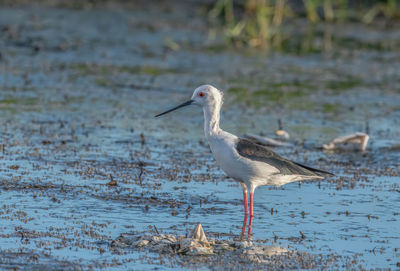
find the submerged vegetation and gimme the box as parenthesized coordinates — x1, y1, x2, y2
(209, 0, 400, 49)
(227, 74, 363, 108)
(70, 63, 176, 76)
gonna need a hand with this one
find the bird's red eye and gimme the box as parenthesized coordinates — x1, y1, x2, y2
(199, 92, 205, 97)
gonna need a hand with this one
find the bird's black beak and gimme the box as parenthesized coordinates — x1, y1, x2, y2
(154, 100, 194, 117)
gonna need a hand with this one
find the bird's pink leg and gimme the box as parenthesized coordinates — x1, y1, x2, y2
(243, 190, 249, 216)
(241, 213, 248, 238)
(248, 192, 254, 236)
(240, 188, 249, 239)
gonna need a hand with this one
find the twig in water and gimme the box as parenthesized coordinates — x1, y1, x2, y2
(153, 225, 160, 235)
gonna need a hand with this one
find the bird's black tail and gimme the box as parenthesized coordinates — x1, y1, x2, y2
(293, 161, 334, 177)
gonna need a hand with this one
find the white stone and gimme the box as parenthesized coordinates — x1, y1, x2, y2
(191, 223, 208, 243)
(133, 239, 149, 247)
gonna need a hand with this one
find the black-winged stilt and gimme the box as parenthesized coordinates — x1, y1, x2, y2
(155, 85, 333, 236)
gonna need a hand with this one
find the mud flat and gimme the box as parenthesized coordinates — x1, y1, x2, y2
(0, 1, 399, 270)
(111, 226, 347, 270)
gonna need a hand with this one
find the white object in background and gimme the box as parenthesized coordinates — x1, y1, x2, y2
(244, 133, 292, 147)
(323, 132, 369, 151)
(275, 129, 290, 140)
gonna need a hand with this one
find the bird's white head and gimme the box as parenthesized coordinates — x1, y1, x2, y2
(191, 85, 223, 108)
(155, 84, 223, 117)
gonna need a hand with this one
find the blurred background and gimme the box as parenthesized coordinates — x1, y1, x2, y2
(0, 0, 399, 270)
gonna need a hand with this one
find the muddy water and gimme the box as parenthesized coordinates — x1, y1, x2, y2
(0, 3, 399, 270)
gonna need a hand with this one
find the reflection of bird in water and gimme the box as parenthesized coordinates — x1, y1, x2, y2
(156, 85, 333, 237)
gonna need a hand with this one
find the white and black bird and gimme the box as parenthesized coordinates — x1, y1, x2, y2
(155, 85, 333, 235)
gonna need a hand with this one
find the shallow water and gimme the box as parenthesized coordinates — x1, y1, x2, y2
(0, 3, 399, 270)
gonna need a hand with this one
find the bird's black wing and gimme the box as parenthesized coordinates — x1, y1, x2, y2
(236, 138, 333, 177)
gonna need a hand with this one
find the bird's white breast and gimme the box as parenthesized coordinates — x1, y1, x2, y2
(207, 132, 251, 182)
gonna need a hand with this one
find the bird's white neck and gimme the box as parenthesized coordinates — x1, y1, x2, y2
(203, 101, 222, 138)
